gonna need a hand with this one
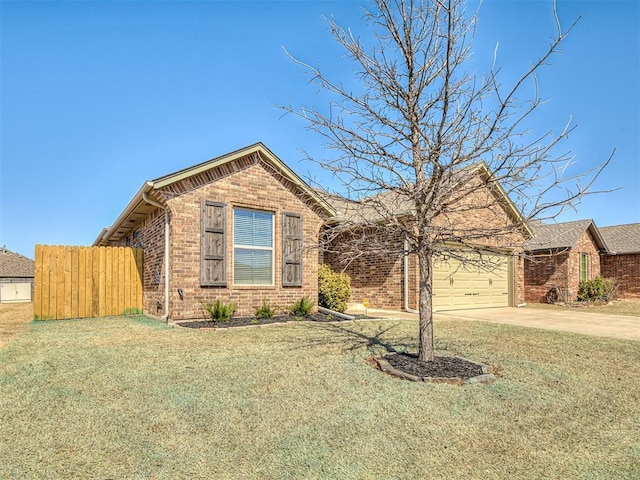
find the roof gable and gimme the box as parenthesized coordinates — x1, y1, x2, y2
(599, 223, 640, 254)
(95, 143, 335, 246)
(525, 219, 608, 252)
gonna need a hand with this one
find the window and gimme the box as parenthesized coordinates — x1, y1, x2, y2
(580, 253, 589, 282)
(234, 208, 274, 285)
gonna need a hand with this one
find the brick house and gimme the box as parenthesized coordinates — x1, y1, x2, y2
(95, 143, 335, 320)
(321, 164, 529, 311)
(600, 223, 640, 299)
(95, 144, 530, 319)
(523, 220, 608, 303)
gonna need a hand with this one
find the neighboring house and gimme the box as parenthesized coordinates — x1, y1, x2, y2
(321, 164, 529, 312)
(0, 248, 35, 303)
(95, 143, 335, 320)
(523, 220, 608, 303)
(95, 144, 530, 319)
(600, 223, 640, 299)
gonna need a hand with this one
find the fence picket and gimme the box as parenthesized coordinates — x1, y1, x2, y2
(33, 245, 143, 320)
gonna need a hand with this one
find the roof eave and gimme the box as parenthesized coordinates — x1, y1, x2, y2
(94, 143, 338, 246)
(586, 222, 609, 253)
(93, 182, 155, 246)
(475, 162, 533, 239)
(152, 142, 336, 217)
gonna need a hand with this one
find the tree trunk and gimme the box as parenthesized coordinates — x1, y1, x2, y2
(417, 248, 435, 362)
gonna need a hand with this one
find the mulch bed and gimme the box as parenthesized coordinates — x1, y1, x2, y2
(176, 312, 353, 329)
(383, 352, 484, 380)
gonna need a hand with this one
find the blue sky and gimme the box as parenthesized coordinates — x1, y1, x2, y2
(1, 0, 638, 258)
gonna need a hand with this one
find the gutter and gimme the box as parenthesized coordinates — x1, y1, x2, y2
(403, 240, 419, 314)
(142, 192, 170, 323)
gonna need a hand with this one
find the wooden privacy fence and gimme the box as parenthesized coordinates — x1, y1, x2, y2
(34, 245, 143, 320)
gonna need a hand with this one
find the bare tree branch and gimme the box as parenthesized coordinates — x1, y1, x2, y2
(281, 0, 612, 361)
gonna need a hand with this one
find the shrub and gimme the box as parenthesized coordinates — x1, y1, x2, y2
(577, 276, 616, 302)
(318, 264, 351, 313)
(202, 299, 237, 322)
(289, 296, 314, 317)
(254, 300, 275, 320)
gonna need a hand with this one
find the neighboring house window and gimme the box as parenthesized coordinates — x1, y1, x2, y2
(283, 213, 303, 286)
(580, 253, 589, 282)
(201, 201, 227, 286)
(234, 208, 274, 285)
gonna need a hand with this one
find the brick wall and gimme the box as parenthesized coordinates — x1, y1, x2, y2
(324, 175, 526, 309)
(524, 252, 569, 303)
(155, 158, 325, 320)
(113, 208, 167, 316)
(324, 232, 405, 310)
(601, 253, 640, 299)
(524, 230, 602, 303)
(567, 230, 601, 296)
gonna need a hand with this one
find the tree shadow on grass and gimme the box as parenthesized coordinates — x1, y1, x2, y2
(288, 321, 416, 356)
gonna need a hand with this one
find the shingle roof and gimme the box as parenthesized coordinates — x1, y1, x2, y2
(319, 189, 415, 225)
(0, 248, 34, 278)
(319, 162, 530, 237)
(599, 223, 640, 254)
(524, 219, 608, 252)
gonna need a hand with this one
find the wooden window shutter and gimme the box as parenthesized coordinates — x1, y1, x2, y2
(282, 212, 303, 286)
(201, 201, 227, 286)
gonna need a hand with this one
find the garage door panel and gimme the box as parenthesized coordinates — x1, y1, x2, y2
(432, 254, 509, 311)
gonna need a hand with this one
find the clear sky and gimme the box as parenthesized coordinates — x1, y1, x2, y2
(1, 0, 638, 258)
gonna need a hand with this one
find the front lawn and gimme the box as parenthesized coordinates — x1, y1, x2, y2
(1, 315, 638, 479)
(0, 302, 32, 348)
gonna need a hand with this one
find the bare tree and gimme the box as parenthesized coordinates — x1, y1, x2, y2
(283, 0, 611, 361)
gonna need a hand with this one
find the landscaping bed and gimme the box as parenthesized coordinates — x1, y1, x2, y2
(176, 312, 355, 329)
(383, 353, 484, 380)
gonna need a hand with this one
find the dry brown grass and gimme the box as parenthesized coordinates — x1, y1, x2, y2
(528, 298, 640, 317)
(1, 315, 638, 479)
(0, 302, 33, 349)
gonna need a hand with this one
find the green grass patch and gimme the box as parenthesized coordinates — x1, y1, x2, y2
(1, 316, 638, 479)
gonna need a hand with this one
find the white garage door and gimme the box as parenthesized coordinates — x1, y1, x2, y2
(0, 282, 32, 303)
(432, 254, 510, 310)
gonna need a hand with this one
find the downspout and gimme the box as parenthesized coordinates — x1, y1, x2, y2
(404, 240, 419, 314)
(142, 192, 170, 322)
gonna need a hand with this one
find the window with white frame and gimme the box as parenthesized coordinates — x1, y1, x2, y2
(233, 208, 274, 285)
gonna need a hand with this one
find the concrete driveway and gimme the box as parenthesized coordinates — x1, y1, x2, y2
(356, 307, 640, 341)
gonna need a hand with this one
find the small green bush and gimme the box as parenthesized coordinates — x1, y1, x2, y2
(289, 296, 314, 317)
(254, 300, 275, 320)
(577, 276, 616, 302)
(202, 299, 237, 322)
(318, 264, 351, 313)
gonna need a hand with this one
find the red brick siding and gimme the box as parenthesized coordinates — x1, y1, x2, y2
(324, 234, 405, 310)
(159, 161, 324, 320)
(513, 255, 525, 305)
(601, 253, 640, 299)
(567, 230, 601, 296)
(525, 230, 602, 303)
(107, 159, 325, 320)
(324, 177, 526, 309)
(524, 252, 569, 303)
(112, 209, 167, 316)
